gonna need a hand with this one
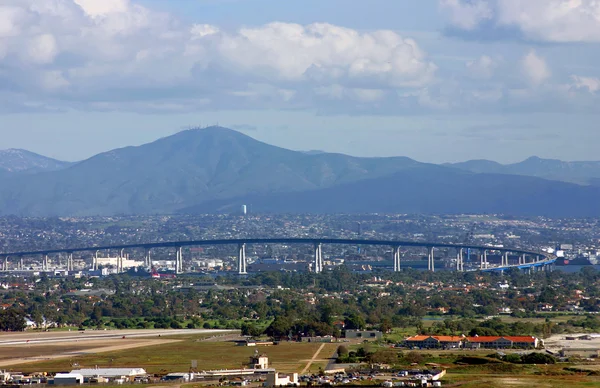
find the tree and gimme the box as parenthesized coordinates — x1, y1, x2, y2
(31, 310, 43, 330)
(265, 315, 293, 339)
(403, 351, 424, 364)
(369, 349, 397, 365)
(345, 313, 366, 330)
(0, 308, 26, 332)
(380, 318, 392, 334)
(337, 345, 349, 358)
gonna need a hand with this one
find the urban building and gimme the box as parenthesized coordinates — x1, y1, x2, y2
(345, 330, 383, 340)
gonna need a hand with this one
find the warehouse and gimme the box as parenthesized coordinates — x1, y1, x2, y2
(69, 368, 147, 383)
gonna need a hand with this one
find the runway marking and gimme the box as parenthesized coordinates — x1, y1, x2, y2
(301, 343, 326, 374)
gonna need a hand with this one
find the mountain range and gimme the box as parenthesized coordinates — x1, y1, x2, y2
(0, 127, 599, 217)
(0, 149, 73, 176)
(446, 158, 600, 186)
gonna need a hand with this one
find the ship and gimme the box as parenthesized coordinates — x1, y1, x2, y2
(556, 255, 599, 266)
(150, 266, 176, 278)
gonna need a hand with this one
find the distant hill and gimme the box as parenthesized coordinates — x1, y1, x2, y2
(0, 149, 74, 175)
(447, 157, 600, 186)
(182, 166, 600, 217)
(0, 127, 598, 217)
(0, 127, 421, 216)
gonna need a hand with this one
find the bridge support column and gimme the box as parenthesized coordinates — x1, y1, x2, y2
(20, 257, 24, 271)
(3, 257, 7, 271)
(67, 253, 74, 272)
(392, 246, 401, 272)
(238, 243, 247, 275)
(428, 247, 435, 272)
(314, 243, 323, 273)
(118, 249, 126, 273)
(503, 252, 509, 267)
(176, 247, 183, 274)
(457, 248, 464, 272)
(145, 248, 151, 268)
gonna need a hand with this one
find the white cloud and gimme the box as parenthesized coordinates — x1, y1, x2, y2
(0, 0, 596, 115)
(0, 0, 437, 113)
(73, 0, 129, 17)
(0, 6, 26, 38)
(441, 0, 600, 42)
(466, 55, 498, 79)
(571, 75, 600, 93)
(439, 0, 493, 30)
(39, 70, 70, 90)
(521, 50, 551, 85)
(26, 34, 58, 64)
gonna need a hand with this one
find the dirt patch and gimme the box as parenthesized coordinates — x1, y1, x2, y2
(544, 333, 600, 350)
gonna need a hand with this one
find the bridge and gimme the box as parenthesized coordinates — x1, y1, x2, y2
(0, 238, 555, 274)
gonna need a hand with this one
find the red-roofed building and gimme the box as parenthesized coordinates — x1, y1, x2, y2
(405, 335, 464, 349)
(405, 335, 540, 349)
(465, 336, 539, 349)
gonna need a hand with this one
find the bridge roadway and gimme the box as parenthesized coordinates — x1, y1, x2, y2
(0, 238, 555, 274)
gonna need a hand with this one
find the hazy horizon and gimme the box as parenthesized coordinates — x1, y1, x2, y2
(2, 126, 600, 165)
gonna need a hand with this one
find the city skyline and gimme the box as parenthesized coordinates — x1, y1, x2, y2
(1, 0, 599, 163)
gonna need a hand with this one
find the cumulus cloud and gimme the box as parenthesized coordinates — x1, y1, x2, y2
(441, 0, 600, 42)
(73, 0, 129, 16)
(571, 75, 600, 93)
(0, 0, 438, 113)
(1, 0, 597, 115)
(521, 50, 551, 85)
(466, 55, 498, 79)
(439, 0, 493, 30)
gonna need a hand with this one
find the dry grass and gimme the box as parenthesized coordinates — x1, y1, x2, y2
(445, 374, 600, 387)
(9, 340, 338, 375)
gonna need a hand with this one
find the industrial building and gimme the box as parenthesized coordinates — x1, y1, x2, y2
(53, 373, 84, 385)
(69, 368, 147, 383)
(345, 330, 383, 340)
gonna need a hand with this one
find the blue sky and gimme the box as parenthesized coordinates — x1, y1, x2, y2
(1, 0, 599, 163)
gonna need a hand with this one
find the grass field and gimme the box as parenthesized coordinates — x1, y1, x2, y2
(0, 343, 123, 361)
(9, 339, 338, 375)
(445, 375, 600, 387)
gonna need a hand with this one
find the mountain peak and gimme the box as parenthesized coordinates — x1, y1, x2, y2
(0, 148, 73, 174)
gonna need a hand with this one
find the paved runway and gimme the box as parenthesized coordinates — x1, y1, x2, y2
(0, 329, 230, 346)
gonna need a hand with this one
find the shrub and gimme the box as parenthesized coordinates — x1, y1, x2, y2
(520, 352, 556, 364)
(503, 354, 522, 364)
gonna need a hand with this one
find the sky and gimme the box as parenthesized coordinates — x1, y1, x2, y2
(1, 0, 599, 163)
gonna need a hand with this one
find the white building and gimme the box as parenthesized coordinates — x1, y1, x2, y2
(196, 259, 224, 268)
(265, 373, 298, 387)
(96, 257, 144, 269)
(70, 368, 147, 382)
(250, 354, 269, 369)
(54, 373, 84, 385)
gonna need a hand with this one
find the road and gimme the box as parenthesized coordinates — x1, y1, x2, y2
(0, 329, 231, 346)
